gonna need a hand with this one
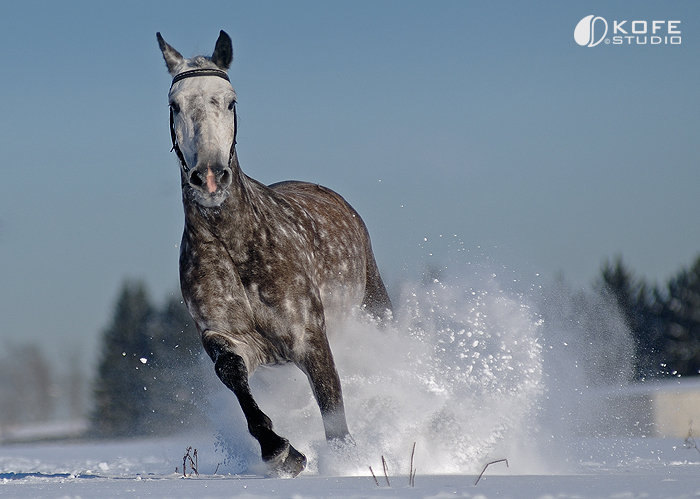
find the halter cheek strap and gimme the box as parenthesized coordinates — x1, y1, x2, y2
(169, 108, 188, 171)
(169, 68, 237, 173)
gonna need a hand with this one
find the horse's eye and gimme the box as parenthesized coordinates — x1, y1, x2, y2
(228, 100, 236, 111)
(170, 101, 181, 114)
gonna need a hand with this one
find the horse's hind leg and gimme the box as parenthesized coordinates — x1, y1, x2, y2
(214, 352, 307, 477)
(362, 248, 393, 320)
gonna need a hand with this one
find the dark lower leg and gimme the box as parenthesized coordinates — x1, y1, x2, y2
(301, 348, 351, 442)
(214, 353, 298, 463)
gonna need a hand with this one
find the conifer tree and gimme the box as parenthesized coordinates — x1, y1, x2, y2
(598, 257, 664, 379)
(0, 343, 53, 425)
(660, 255, 700, 376)
(91, 280, 155, 436)
(138, 295, 209, 433)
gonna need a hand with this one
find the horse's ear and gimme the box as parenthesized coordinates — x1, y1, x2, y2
(157, 32, 184, 75)
(211, 30, 233, 70)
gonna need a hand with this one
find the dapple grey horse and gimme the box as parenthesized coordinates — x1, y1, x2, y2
(157, 31, 392, 476)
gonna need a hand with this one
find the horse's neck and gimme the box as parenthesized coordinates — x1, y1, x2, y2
(182, 160, 265, 258)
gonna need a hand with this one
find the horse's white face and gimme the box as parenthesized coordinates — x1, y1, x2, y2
(169, 75, 237, 207)
(158, 31, 236, 208)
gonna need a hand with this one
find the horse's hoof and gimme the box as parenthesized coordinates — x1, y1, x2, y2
(329, 433, 356, 450)
(265, 441, 307, 478)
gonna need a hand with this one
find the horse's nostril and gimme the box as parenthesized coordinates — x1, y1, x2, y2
(189, 170, 204, 187)
(220, 169, 231, 186)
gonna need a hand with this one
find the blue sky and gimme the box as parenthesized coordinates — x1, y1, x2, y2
(1, 1, 698, 362)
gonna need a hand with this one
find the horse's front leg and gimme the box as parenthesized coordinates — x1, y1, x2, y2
(298, 331, 352, 444)
(213, 349, 307, 476)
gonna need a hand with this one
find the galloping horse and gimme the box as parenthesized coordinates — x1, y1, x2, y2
(157, 31, 392, 477)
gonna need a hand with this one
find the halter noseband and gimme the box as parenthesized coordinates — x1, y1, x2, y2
(169, 68, 237, 173)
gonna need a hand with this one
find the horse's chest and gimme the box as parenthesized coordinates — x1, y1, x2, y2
(240, 232, 318, 306)
(181, 205, 365, 336)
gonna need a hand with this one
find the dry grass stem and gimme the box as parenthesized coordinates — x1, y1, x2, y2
(369, 445, 417, 488)
(474, 458, 508, 486)
(381, 456, 391, 486)
(182, 446, 199, 477)
(369, 466, 379, 486)
(409, 442, 417, 487)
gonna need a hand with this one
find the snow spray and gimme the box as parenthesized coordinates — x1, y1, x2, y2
(208, 239, 638, 476)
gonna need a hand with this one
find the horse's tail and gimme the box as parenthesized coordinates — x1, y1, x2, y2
(362, 240, 393, 321)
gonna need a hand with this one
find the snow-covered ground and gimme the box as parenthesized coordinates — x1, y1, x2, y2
(4, 272, 700, 497)
(2, 434, 700, 497)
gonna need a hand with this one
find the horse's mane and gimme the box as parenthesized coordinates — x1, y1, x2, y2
(186, 55, 221, 70)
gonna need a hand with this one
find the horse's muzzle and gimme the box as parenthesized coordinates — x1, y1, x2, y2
(188, 164, 232, 195)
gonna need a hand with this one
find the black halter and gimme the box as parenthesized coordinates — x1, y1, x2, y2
(168, 68, 237, 173)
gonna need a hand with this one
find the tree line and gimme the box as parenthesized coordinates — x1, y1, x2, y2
(598, 254, 700, 380)
(4, 253, 697, 438)
(85, 252, 700, 436)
